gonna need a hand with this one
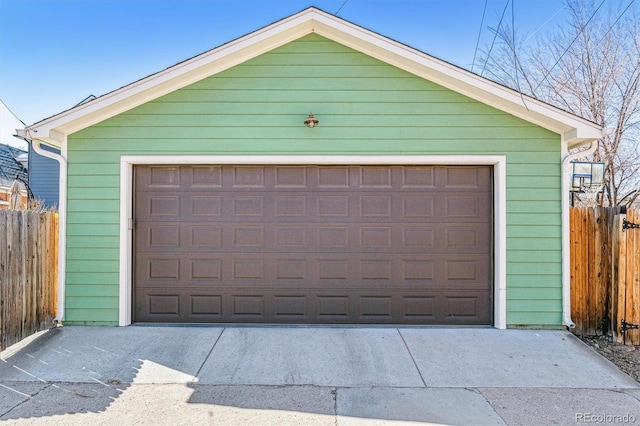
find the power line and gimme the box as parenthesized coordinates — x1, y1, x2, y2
(335, 0, 349, 15)
(542, 0, 636, 108)
(523, 5, 566, 44)
(511, 0, 529, 110)
(0, 98, 27, 127)
(533, 0, 606, 93)
(0, 98, 26, 127)
(601, 0, 635, 41)
(512, 0, 520, 91)
(471, 0, 488, 73)
(481, 0, 510, 76)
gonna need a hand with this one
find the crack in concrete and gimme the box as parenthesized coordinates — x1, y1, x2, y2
(473, 387, 508, 425)
(396, 328, 427, 387)
(331, 387, 338, 426)
(0, 382, 52, 419)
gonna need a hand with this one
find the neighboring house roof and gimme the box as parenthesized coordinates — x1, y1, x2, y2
(19, 7, 604, 148)
(0, 143, 28, 189)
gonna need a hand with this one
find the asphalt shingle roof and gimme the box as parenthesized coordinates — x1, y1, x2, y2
(0, 144, 28, 188)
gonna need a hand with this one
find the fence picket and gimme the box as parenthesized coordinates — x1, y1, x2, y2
(570, 207, 640, 345)
(569, 208, 582, 329)
(0, 211, 58, 351)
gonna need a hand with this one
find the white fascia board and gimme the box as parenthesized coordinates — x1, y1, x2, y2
(15, 128, 64, 148)
(310, 12, 603, 146)
(27, 7, 602, 146)
(27, 11, 318, 139)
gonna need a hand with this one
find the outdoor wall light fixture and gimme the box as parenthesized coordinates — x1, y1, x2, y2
(304, 112, 319, 128)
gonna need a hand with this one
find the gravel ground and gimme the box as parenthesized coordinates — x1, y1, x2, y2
(579, 335, 640, 383)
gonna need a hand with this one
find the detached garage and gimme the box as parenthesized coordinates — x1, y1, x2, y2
(19, 8, 603, 328)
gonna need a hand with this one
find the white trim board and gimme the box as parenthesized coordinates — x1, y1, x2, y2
(24, 7, 602, 147)
(119, 155, 507, 328)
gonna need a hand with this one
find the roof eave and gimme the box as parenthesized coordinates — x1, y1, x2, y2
(24, 8, 323, 141)
(23, 7, 603, 147)
(309, 12, 603, 146)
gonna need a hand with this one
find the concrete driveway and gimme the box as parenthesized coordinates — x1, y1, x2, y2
(1, 326, 639, 425)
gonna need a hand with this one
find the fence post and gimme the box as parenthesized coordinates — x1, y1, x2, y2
(625, 210, 640, 345)
(570, 207, 579, 333)
(612, 213, 625, 343)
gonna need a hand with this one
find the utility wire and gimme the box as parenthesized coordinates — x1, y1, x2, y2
(512, 0, 520, 91)
(601, 0, 635, 41)
(544, 0, 636, 109)
(471, 0, 489, 73)
(523, 5, 566, 44)
(481, 0, 510, 76)
(335, 0, 349, 15)
(0, 97, 27, 126)
(511, 0, 529, 110)
(533, 0, 606, 93)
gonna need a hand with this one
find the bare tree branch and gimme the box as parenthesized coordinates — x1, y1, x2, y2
(478, 0, 640, 207)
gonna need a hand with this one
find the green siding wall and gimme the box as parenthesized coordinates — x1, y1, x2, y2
(65, 34, 562, 326)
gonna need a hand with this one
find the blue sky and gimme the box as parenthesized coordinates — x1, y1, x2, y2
(1, 0, 572, 127)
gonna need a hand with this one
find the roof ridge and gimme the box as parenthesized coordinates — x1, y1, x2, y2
(20, 6, 602, 147)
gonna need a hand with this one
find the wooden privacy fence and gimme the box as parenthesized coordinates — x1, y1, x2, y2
(0, 210, 58, 351)
(570, 207, 640, 345)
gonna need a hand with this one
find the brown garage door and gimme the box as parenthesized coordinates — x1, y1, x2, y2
(134, 165, 492, 324)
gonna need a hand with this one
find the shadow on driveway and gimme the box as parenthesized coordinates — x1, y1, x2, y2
(1, 326, 638, 425)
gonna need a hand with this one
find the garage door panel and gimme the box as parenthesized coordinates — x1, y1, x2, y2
(402, 296, 437, 320)
(400, 166, 437, 188)
(274, 166, 308, 187)
(358, 296, 393, 320)
(134, 193, 181, 220)
(191, 295, 223, 317)
(231, 166, 266, 188)
(402, 195, 435, 218)
(443, 194, 492, 220)
(190, 196, 223, 217)
(135, 166, 181, 190)
(442, 225, 490, 253)
(137, 264, 467, 289)
(274, 195, 307, 217)
(137, 224, 227, 252)
(168, 223, 491, 254)
(317, 166, 351, 188)
(143, 224, 181, 250)
(443, 166, 490, 188)
(190, 258, 223, 280)
(189, 225, 223, 249)
(232, 258, 266, 280)
(136, 256, 179, 286)
(231, 295, 267, 319)
(231, 226, 266, 249)
(134, 165, 492, 324)
(137, 256, 489, 292)
(135, 288, 224, 322)
(134, 290, 491, 324)
(147, 294, 180, 316)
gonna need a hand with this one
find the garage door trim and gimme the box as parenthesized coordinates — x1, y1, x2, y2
(118, 155, 507, 327)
